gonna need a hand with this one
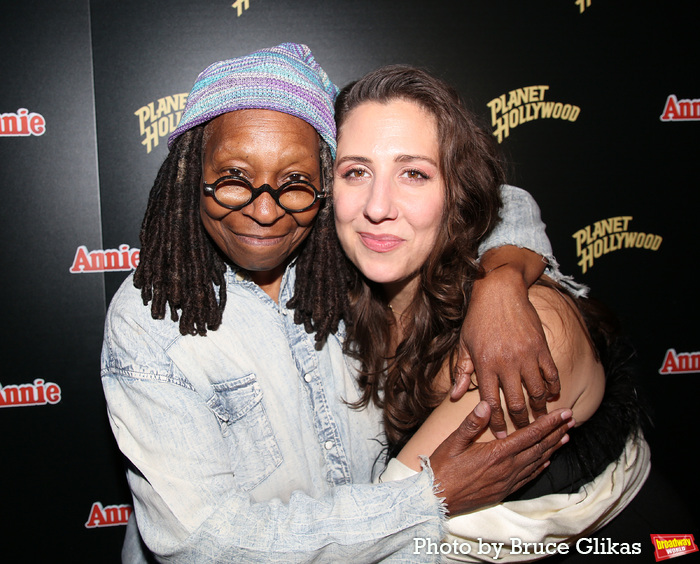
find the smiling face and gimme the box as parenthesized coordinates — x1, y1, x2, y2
(333, 99, 445, 307)
(200, 109, 321, 295)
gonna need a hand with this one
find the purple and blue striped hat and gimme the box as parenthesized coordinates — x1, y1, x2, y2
(168, 43, 339, 156)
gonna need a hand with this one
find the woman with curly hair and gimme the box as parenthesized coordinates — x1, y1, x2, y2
(330, 64, 650, 561)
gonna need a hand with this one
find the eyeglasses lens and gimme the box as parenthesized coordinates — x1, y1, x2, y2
(215, 178, 254, 208)
(214, 179, 317, 212)
(278, 184, 316, 210)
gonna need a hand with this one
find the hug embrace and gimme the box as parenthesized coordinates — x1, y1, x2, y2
(101, 43, 648, 562)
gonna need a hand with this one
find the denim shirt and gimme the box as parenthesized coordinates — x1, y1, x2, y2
(102, 266, 445, 563)
(101, 184, 558, 563)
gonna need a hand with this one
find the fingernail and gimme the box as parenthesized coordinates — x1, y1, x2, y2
(560, 409, 573, 420)
(474, 401, 488, 417)
(560, 434, 570, 445)
(494, 431, 507, 440)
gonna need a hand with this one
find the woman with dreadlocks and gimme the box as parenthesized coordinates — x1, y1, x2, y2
(102, 44, 574, 562)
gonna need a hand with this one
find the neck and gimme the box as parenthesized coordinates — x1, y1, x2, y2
(383, 275, 419, 318)
(249, 264, 286, 302)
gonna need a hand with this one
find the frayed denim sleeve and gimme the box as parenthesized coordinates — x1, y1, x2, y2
(479, 185, 588, 298)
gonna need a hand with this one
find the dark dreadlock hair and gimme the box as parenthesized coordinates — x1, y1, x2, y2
(286, 135, 353, 346)
(133, 125, 227, 336)
(134, 119, 349, 342)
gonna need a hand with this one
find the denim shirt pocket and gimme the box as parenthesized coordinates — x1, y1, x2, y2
(207, 374, 283, 492)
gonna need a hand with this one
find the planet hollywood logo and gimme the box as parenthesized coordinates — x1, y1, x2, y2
(572, 216, 662, 274)
(135, 93, 188, 153)
(231, 0, 254, 17)
(487, 85, 580, 143)
(0, 108, 46, 137)
(575, 0, 592, 13)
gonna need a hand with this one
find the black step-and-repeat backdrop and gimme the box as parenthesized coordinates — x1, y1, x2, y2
(1, 1, 697, 561)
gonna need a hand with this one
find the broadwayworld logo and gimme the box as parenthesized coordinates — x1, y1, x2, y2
(650, 534, 698, 561)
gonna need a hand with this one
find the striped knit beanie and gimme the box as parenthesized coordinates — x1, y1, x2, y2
(168, 43, 339, 156)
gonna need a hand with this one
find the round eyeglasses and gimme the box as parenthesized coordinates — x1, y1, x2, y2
(202, 175, 327, 213)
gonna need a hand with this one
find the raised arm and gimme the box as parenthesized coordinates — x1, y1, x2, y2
(386, 282, 650, 560)
(455, 185, 562, 437)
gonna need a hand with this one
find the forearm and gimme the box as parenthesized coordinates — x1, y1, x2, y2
(477, 245, 545, 294)
(385, 437, 649, 563)
(104, 374, 444, 562)
(154, 476, 444, 563)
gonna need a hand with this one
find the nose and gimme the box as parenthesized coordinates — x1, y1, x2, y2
(243, 187, 287, 225)
(363, 175, 398, 224)
(239, 171, 286, 224)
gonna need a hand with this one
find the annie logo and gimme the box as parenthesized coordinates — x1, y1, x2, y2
(85, 502, 132, 528)
(135, 93, 188, 153)
(0, 379, 61, 408)
(659, 349, 700, 375)
(487, 86, 581, 143)
(660, 95, 700, 122)
(70, 244, 140, 273)
(650, 534, 698, 561)
(0, 108, 46, 137)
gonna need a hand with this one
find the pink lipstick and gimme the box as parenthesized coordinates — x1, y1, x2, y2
(359, 232, 404, 253)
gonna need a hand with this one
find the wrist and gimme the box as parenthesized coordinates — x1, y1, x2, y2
(475, 262, 528, 292)
(479, 246, 546, 287)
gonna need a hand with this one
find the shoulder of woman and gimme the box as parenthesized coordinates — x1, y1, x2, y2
(528, 283, 605, 424)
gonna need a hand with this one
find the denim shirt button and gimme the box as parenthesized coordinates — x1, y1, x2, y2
(324, 440, 334, 450)
(303, 373, 312, 383)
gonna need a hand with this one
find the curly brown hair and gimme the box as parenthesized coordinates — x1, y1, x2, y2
(332, 65, 506, 454)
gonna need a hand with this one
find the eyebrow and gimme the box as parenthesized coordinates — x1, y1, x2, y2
(395, 154, 438, 167)
(335, 154, 438, 167)
(335, 155, 371, 167)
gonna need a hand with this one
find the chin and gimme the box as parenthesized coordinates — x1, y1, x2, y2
(359, 265, 405, 285)
(228, 250, 286, 271)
